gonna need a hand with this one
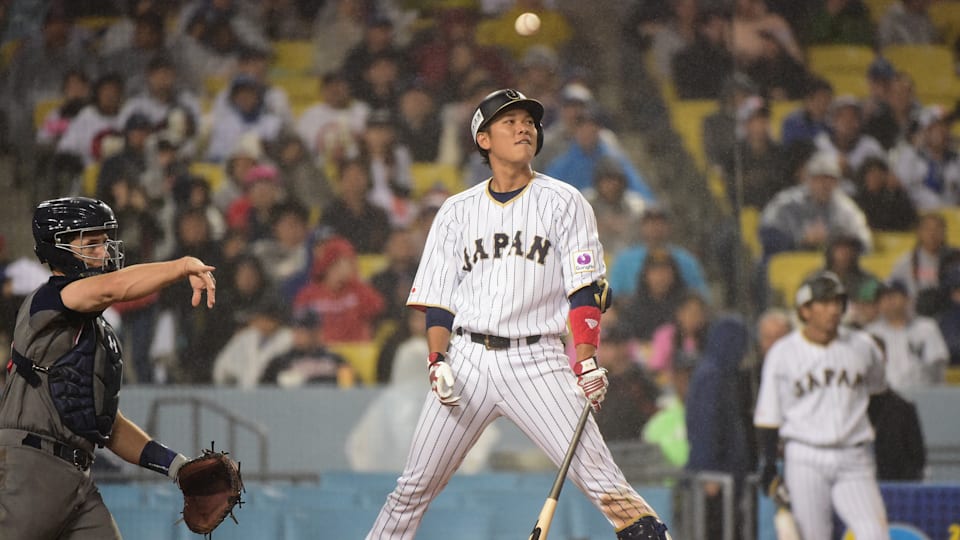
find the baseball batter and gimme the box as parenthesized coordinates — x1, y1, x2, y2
(366, 89, 669, 540)
(0, 197, 216, 539)
(754, 271, 889, 540)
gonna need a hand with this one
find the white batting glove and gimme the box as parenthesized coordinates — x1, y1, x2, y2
(574, 357, 608, 411)
(428, 352, 461, 406)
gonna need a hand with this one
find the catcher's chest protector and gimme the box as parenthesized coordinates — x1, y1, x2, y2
(48, 317, 123, 445)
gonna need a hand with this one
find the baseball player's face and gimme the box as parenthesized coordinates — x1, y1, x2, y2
(68, 231, 110, 268)
(800, 298, 844, 334)
(481, 108, 537, 164)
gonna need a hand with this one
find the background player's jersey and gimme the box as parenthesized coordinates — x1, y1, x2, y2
(754, 327, 886, 447)
(408, 172, 604, 338)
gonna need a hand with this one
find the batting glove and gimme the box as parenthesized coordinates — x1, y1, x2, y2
(428, 352, 461, 406)
(574, 357, 608, 411)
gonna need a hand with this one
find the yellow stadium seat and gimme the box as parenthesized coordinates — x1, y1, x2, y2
(669, 100, 718, 171)
(938, 206, 960, 245)
(34, 98, 62, 129)
(75, 16, 118, 33)
(807, 45, 875, 76)
(274, 75, 319, 104)
(82, 163, 100, 197)
(883, 45, 960, 103)
(860, 252, 900, 280)
(872, 231, 914, 255)
(770, 100, 799, 141)
(328, 341, 380, 385)
(822, 72, 869, 99)
(1, 39, 20, 69)
(767, 251, 823, 307)
(356, 254, 388, 280)
(203, 75, 229, 99)
(946, 366, 960, 386)
(706, 167, 729, 213)
(272, 40, 315, 75)
(188, 162, 226, 192)
(740, 206, 761, 260)
(409, 162, 464, 198)
(863, 0, 896, 23)
(930, 1, 960, 47)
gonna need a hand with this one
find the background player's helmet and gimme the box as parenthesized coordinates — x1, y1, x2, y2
(795, 271, 848, 310)
(471, 89, 545, 159)
(33, 197, 124, 277)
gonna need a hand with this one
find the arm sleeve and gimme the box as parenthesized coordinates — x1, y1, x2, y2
(557, 191, 606, 295)
(407, 203, 462, 311)
(425, 307, 454, 331)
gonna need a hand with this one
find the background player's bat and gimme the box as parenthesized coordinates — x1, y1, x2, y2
(528, 401, 592, 540)
(771, 480, 801, 540)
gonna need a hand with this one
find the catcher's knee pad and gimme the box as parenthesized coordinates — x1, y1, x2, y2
(616, 515, 669, 540)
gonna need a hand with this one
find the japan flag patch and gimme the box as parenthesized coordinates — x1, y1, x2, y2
(572, 250, 597, 273)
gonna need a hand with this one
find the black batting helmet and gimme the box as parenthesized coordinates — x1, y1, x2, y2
(795, 271, 847, 309)
(470, 89, 544, 158)
(33, 197, 124, 277)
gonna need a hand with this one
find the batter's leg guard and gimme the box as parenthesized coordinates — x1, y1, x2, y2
(616, 515, 670, 540)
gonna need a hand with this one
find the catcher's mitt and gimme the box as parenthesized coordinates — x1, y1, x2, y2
(177, 441, 244, 537)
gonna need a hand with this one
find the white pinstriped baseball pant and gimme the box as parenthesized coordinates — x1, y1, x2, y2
(366, 334, 657, 539)
(784, 440, 888, 540)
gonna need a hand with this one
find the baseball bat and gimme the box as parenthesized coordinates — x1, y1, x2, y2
(528, 401, 593, 540)
(774, 507, 801, 540)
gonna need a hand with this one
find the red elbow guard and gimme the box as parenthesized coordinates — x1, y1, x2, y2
(570, 305, 601, 347)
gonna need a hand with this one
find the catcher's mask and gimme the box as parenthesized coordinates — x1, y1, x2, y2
(33, 197, 124, 278)
(471, 88, 545, 160)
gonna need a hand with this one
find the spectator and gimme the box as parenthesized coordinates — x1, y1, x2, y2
(206, 75, 283, 162)
(818, 233, 879, 300)
(360, 109, 415, 227)
(269, 131, 333, 216)
(174, 0, 271, 54)
(759, 151, 872, 258)
(342, 16, 407, 98)
(642, 349, 694, 469)
(609, 204, 711, 299)
(36, 69, 90, 149)
(744, 28, 811, 100)
(853, 156, 918, 231)
(375, 304, 425, 384)
(936, 266, 960, 365)
(846, 276, 884, 328)
(723, 96, 790, 209)
(703, 73, 758, 170)
(621, 248, 689, 341)
(319, 159, 392, 254)
(741, 308, 793, 471)
(100, 1, 174, 55)
(260, 311, 355, 387)
(647, 292, 710, 380)
(537, 82, 625, 170)
(878, 0, 938, 47)
(867, 280, 949, 391)
(354, 53, 404, 112)
(545, 105, 654, 199)
(259, 0, 314, 40)
(310, 0, 369, 77)
(814, 96, 886, 181)
(732, 0, 804, 67)
(211, 254, 272, 347)
(473, 0, 572, 60)
(893, 104, 960, 210)
(226, 164, 285, 242)
(96, 113, 153, 202)
(648, 0, 698, 82)
(781, 77, 833, 148)
(213, 297, 293, 387)
(251, 201, 311, 288)
(866, 70, 919, 150)
(293, 236, 386, 343)
(56, 73, 126, 166)
(296, 70, 370, 168)
(98, 11, 168, 95)
(119, 55, 201, 149)
(596, 325, 661, 442)
(671, 8, 735, 100)
(395, 84, 442, 162)
(513, 45, 563, 118)
(213, 132, 263, 211)
(686, 315, 752, 539)
(584, 158, 647, 261)
(805, 0, 875, 45)
(369, 228, 419, 328)
(213, 48, 293, 126)
(889, 213, 958, 300)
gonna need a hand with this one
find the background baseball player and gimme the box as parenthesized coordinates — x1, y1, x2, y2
(754, 271, 889, 540)
(365, 89, 669, 540)
(0, 197, 216, 539)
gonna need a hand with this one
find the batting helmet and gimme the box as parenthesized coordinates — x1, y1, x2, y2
(471, 89, 545, 158)
(33, 197, 124, 277)
(795, 271, 847, 308)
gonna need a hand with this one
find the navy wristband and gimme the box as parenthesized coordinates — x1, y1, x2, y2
(139, 440, 178, 476)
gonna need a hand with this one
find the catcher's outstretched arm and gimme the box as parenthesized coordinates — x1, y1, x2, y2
(106, 410, 187, 478)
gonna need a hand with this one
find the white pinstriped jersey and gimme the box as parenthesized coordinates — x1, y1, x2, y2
(407, 172, 604, 338)
(754, 327, 886, 447)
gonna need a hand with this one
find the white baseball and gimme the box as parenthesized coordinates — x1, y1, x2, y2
(514, 12, 541, 36)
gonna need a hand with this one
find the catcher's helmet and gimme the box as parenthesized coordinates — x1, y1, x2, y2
(33, 197, 124, 277)
(795, 271, 847, 308)
(471, 89, 545, 157)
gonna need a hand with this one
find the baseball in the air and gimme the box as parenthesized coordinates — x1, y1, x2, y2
(514, 12, 541, 36)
